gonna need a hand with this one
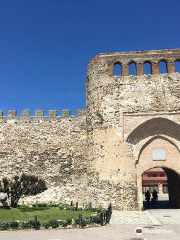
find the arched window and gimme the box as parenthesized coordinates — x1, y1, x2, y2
(143, 61, 152, 75)
(113, 62, 122, 76)
(175, 60, 180, 72)
(129, 61, 136, 75)
(159, 60, 167, 73)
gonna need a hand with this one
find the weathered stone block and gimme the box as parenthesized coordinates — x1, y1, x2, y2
(21, 109, 30, 117)
(62, 109, 70, 117)
(8, 110, 17, 118)
(35, 110, 44, 117)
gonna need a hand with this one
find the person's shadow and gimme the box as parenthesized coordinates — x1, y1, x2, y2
(143, 200, 178, 209)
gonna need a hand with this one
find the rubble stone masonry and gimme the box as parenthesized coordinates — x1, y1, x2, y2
(1, 49, 180, 210)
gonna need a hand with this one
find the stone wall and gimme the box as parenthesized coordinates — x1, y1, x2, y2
(0, 110, 88, 205)
(1, 48, 180, 210)
(86, 49, 180, 210)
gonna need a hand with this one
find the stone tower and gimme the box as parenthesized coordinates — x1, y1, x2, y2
(86, 49, 180, 210)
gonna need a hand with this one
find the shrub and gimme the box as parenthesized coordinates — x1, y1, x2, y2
(0, 222, 10, 230)
(10, 221, 19, 229)
(18, 204, 30, 212)
(58, 203, 77, 211)
(43, 220, 60, 229)
(91, 215, 101, 224)
(71, 218, 77, 227)
(83, 205, 105, 213)
(33, 203, 47, 208)
(19, 205, 49, 212)
(76, 218, 86, 228)
(48, 203, 58, 207)
(21, 221, 32, 229)
(19, 203, 29, 208)
(38, 203, 47, 207)
(69, 206, 76, 211)
(33, 207, 49, 211)
(43, 221, 51, 229)
(59, 203, 66, 210)
(85, 217, 92, 225)
(58, 220, 68, 227)
(49, 220, 59, 228)
(29, 220, 41, 230)
(18, 206, 30, 212)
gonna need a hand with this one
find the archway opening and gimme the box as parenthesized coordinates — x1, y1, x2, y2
(175, 60, 180, 72)
(143, 61, 152, 75)
(142, 167, 180, 209)
(129, 61, 136, 75)
(159, 60, 168, 73)
(113, 62, 122, 76)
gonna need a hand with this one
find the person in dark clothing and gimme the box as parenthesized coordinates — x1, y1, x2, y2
(145, 190, 151, 207)
(152, 189, 158, 205)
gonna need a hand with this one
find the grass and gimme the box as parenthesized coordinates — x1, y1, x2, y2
(0, 207, 93, 223)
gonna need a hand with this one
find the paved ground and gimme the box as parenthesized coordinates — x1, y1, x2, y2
(149, 209, 180, 224)
(1, 195, 180, 240)
(1, 209, 180, 240)
(110, 210, 153, 224)
(1, 224, 180, 240)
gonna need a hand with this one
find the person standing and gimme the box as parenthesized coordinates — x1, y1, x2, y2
(152, 189, 158, 205)
(145, 190, 151, 207)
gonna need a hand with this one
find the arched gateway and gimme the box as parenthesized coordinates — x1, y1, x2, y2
(127, 117, 180, 209)
(1, 49, 180, 210)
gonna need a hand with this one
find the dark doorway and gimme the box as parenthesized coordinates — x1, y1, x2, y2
(142, 167, 180, 209)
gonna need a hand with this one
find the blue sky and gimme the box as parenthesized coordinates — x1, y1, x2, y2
(0, 0, 180, 115)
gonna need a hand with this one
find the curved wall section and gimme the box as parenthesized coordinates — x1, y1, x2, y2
(86, 48, 180, 210)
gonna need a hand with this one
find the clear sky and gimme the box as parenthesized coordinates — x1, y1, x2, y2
(0, 0, 180, 115)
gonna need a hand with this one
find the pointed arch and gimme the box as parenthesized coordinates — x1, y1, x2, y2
(126, 117, 180, 144)
(137, 135, 180, 164)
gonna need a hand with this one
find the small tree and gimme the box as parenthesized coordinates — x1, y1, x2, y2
(0, 174, 47, 207)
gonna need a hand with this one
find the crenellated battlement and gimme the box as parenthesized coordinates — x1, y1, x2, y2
(0, 109, 86, 122)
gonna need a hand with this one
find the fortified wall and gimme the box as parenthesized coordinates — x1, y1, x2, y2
(0, 109, 88, 205)
(1, 48, 180, 210)
(86, 49, 180, 210)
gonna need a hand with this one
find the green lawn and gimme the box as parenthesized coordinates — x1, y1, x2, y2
(0, 207, 92, 223)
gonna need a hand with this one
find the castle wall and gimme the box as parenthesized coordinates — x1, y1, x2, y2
(1, 48, 180, 210)
(86, 49, 180, 210)
(0, 110, 88, 205)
